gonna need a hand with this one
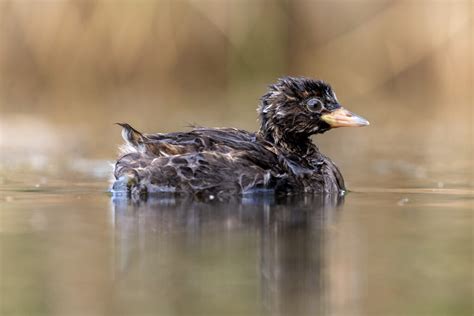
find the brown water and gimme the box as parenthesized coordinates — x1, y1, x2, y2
(1, 164, 472, 316)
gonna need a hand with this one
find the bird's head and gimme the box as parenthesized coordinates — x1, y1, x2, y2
(258, 77, 369, 144)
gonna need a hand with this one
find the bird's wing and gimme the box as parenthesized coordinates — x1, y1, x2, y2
(114, 150, 276, 197)
(140, 128, 280, 169)
(114, 125, 283, 196)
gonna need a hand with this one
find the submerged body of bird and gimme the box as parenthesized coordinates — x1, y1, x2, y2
(113, 77, 369, 199)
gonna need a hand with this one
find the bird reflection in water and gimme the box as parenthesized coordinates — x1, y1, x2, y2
(111, 194, 343, 315)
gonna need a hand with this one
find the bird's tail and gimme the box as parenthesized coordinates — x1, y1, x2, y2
(116, 123, 145, 147)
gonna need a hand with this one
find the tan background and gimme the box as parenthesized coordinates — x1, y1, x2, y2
(0, 2, 472, 316)
(0, 0, 472, 187)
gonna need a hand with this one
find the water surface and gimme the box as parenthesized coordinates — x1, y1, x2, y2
(1, 169, 472, 316)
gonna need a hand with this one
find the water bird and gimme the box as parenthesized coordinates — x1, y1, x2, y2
(113, 77, 369, 199)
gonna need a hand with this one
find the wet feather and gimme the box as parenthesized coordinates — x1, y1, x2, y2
(112, 77, 369, 198)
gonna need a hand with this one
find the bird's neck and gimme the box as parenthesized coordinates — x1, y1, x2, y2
(259, 127, 318, 157)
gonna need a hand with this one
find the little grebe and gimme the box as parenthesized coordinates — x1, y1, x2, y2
(113, 77, 369, 198)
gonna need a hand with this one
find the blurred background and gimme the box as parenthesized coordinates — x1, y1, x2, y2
(0, 0, 472, 188)
(0, 1, 473, 316)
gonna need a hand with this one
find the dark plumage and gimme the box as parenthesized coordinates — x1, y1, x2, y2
(112, 77, 369, 199)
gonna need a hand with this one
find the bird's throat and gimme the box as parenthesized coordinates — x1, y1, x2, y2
(259, 127, 316, 157)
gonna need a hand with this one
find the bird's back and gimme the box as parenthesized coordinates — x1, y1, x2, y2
(113, 126, 283, 198)
(113, 124, 346, 199)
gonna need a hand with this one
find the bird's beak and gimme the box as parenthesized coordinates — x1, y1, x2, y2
(321, 107, 370, 128)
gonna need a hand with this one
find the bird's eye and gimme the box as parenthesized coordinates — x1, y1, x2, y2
(306, 98, 324, 112)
